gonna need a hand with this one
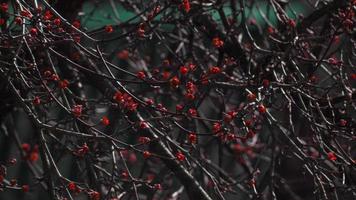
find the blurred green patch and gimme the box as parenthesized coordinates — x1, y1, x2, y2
(81, 1, 309, 29)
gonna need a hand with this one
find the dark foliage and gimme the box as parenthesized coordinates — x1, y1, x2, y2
(0, 0, 355, 200)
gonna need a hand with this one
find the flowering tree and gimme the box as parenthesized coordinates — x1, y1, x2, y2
(0, 0, 355, 199)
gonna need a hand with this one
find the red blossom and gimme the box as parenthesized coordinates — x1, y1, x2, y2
(328, 57, 340, 65)
(262, 79, 270, 87)
(339, 119, 347, 127)
(21, 143, 31, 152)
(182, 0, 190, 13)
(247, 93, 256, 102)
(170, 76, 180, 87)
(126, 101, 138, 111)
(72, 20, 81, 29)
(176, 104, 184, 112)
(43, 10, 52, 20)
(212, 122, 222, 133)
(179, 66, 189, 75)
(209, 66, 221, 74)
(350, 73, 356, 80)
(0, 3, 8, 12)
(138, 136, 151, 144)
(185, 92, 195, 101)
(287, 19, 296, 28)
(137, 27, 145, 37)
(139, 121, 149, 129)
(128, 152, 137, 163)
(72, 105, 83, 117)
(105, 25, 114, 33)
(22, 185, 29, 192)
(258, 104, 266, 114)
(58, 79, 69, 89)
(113, 91, 124, 102)
(234, 144, 245, 153)
(30, 28, 38, 36)
(145, 98, 154, 105)
(121, 170, 129, 178)
(332, 35, 340, 43)
(244, 119, 253, 127)
(249, 19, 257, 25)
(88, 190, 100, 200)
(15, 17, 22, 25)
(267, 26, 275, 34)
(117, 49, 129, 60)
(101, 116, 110, 126)
(212, 37, 224, 48)
(8, 158, 17, 165)
(224, 111, 237, 123)
(73, 35, 81, 42)
(29, 152, 39, 162)
(137, 71, 146, 79)
(226, 133, 236, 141)
(176, 152, 185, 161)
(51, 74, 59, 81)
(143, 151, 152, 158)
(44, 70, 52, 77)
(0, 18, 5, 26)
(186, 81, 196, 93)
(187, 108, 197, 117)
(327, 152, 337, 161)
(75, 143, 89, 157)
(188, 132, 197, 144)
(162, 71, 171, 80)
(53, 18, 61, 26)
(33, 96, 41, 105)
(68, 182, 77, 191)
(154, 183, 162, 190)
(188, 63, 196, 71)
(20, 10, 31, 17)
(12, 181, 19, 188)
